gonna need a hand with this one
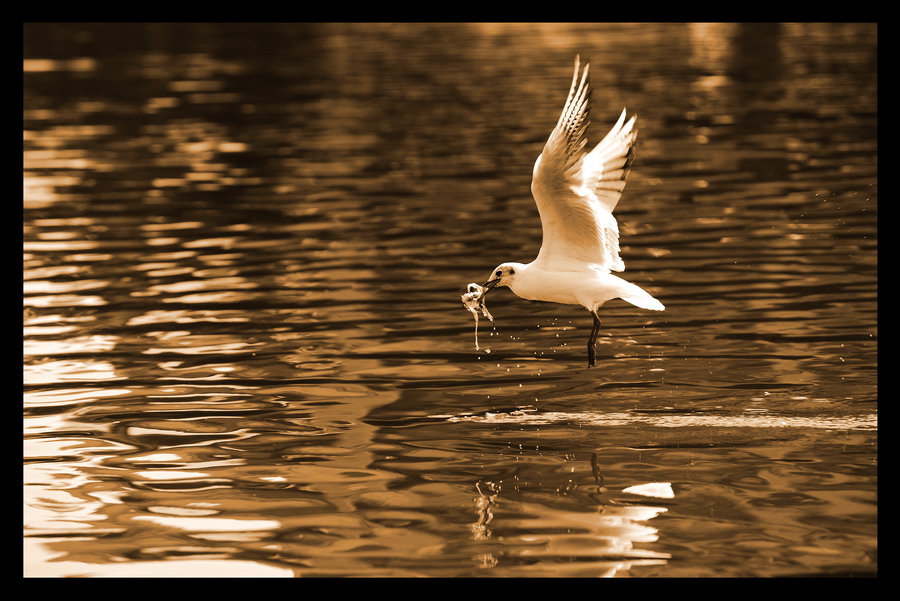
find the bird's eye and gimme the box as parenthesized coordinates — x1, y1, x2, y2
(496, 269, 503, 277)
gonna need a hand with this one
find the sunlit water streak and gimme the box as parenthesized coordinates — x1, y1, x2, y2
(443, 410, 877, 431)
(24, 23, 875, 578)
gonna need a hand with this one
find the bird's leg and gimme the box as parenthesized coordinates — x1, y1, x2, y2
(587, 310, 602, 367)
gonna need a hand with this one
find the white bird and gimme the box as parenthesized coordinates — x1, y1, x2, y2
(479, 56, 664, 367)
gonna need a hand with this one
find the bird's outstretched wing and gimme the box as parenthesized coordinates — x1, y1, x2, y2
(530, 56, 637, 273)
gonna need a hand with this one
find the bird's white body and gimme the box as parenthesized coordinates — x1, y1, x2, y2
(476, 56, 664, 365)
(503, 261, 664, 313)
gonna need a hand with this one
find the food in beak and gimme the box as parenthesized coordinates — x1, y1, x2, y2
(462, 283, 494, 321)
(461, 283, 494, 350)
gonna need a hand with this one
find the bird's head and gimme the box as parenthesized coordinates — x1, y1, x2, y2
(482, 262, 523, 293)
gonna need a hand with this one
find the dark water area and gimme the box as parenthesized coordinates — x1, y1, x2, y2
(24, 23, 876, 577)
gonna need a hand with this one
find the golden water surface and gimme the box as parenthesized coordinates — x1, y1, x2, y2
(24, 23, 876, 577)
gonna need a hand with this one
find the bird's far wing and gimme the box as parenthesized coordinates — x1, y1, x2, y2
(581, 108, 638, 214)
(530, 57, 633, 273)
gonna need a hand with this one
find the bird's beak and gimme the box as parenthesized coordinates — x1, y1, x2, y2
(482, 277, 501, 294)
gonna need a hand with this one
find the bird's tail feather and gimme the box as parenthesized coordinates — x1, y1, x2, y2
(621, 293, 665, 311)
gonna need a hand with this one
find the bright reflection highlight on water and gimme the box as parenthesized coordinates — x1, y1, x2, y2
(24, 23, 875, 578)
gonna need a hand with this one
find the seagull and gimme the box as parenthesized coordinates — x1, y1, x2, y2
(479, 56, 664, 367)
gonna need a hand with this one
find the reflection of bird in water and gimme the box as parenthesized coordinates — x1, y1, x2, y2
(590, 451, 675, 506)
(477, 56, 664, 367)
(469, 455, 672, 576)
